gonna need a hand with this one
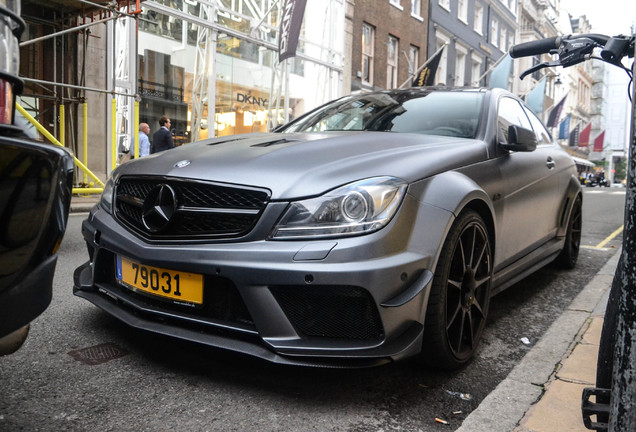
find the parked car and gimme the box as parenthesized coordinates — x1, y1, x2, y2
(74, 87, 582, 369)
(0, 0, 73, 355)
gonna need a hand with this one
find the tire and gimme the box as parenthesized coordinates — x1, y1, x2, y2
(421, 210, 492, 370)
(554, 195, 582, 269)
(595, 259, 621, 425)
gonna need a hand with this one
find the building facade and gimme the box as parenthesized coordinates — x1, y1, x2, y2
(349, 0, 429, 92)
(428, 0, 517, 88)
(513, 0, 561, 117)
(558, 15, 593, 157)
(18, 0, 346, 181)
(137, 0, 346, 142)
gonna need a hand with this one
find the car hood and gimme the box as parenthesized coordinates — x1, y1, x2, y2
(117, 132, 489, 199)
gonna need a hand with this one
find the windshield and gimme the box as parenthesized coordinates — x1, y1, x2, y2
(280, 90, 485, 139)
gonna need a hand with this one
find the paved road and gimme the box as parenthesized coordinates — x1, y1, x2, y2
(0, 189, 625, 431)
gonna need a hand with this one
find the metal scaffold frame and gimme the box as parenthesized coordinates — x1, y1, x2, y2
(190, 0, 218, 142)
(17, 0, 142, 194)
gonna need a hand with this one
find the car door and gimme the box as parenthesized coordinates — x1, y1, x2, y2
(495, 97, 563, 268)
(522, 104, 570, 235)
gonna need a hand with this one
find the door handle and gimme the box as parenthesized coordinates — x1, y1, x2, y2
(546, 157, 556, 169)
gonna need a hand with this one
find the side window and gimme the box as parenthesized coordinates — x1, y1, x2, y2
(523, 106, 553, 146)
(497, 97, 532, 144)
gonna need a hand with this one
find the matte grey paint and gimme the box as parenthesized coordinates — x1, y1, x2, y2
(74, 88, 581, 366)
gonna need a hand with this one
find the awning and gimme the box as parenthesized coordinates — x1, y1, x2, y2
(571, 156, 595, 168)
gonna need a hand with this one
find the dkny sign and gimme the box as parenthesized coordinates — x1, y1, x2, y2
(237, 93, 268, 107)
(278, 0, 307, 62)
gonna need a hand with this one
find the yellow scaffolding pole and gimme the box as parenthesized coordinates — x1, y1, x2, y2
(16, 103, 105, 189)
(111, 98, 117, 171)
(59, 104, 65, 146)
(134, 100, 139, 159)
(83, 102, 88, 185)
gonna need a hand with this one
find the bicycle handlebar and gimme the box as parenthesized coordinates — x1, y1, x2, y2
(509, 34, 613, 59)
(509, 37, 560, 58)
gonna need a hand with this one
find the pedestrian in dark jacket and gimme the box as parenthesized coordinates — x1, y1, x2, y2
(151, 115, 174, 154)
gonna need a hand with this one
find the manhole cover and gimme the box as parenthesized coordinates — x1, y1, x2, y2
(68, 343, 129, 365)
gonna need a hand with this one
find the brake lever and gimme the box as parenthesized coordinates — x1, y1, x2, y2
(520, 60, 561, 80)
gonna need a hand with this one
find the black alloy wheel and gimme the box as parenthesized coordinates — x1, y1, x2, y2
(422, 210, 492, 370)
(554, 195, 582, 269)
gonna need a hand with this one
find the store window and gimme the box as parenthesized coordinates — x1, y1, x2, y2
(136, 0, 342, 142)
(138, 51, 188, 145)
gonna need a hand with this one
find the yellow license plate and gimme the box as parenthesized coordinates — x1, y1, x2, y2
(115, 256, 204, 305)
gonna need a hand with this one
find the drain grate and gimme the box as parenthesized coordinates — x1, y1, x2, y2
(68, 343, 129, 365)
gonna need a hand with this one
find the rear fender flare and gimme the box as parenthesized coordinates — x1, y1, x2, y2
(558, 175, 584, 237)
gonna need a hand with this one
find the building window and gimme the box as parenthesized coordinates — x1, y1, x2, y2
(411, 0, 421, 17)
(507, 29, 514, 52)
(471, 53, 483, 86)
(409, 45, 420, 78)
(438, 0, 450, 11)
(531, 55, 541, 81)
(435, 31, 450, 85)
(474, 3, 483, 34)
(390, 0, 403, 9)
(491, 17, 498, 46)
(578, 79, 590, 110)
(362, 23, 375, 86)
(499, 25, 505, 50)
(458, 0, 468, 23)
(387, 35, 399, 88)
(508, 0, 516, 14)
(456, 43, 467, 86)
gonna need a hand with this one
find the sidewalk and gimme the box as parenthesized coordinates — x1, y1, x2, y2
(70, 195, 100, 213)
(457, 249, 619, 432)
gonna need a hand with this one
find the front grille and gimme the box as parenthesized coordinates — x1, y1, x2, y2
(115, 177, 270, 240)
(270, 285, 384, 341)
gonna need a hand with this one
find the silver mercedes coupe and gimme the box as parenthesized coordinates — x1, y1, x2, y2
(74, 87, 582, 369)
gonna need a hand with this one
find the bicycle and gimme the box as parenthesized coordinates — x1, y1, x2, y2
(510, 33, 635, 432)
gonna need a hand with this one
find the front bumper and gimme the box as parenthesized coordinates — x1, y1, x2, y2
(74, 199, 442, 367)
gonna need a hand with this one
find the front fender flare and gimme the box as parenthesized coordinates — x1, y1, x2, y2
(407, 171, 496, 265)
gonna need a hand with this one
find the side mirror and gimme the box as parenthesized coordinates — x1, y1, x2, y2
(500, 125, 537, 152)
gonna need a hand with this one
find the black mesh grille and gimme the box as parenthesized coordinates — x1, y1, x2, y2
(270, 285, 384, 341)
(114, 177, 269, 240)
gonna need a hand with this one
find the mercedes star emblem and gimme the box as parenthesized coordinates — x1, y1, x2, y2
(141, 184, 178, 233)
(174, 160, 191, 168)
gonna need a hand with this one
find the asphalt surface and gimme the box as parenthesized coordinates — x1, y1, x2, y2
(0, 188, 625, 431)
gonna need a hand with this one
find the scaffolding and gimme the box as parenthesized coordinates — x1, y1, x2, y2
(190, 0, 217, 142)
(17, 0, 345, 194)
(18, 0, 142, 194)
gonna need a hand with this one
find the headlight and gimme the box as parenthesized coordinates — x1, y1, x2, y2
(100, 178, 114, 213)
(270, 177, 407, 240)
